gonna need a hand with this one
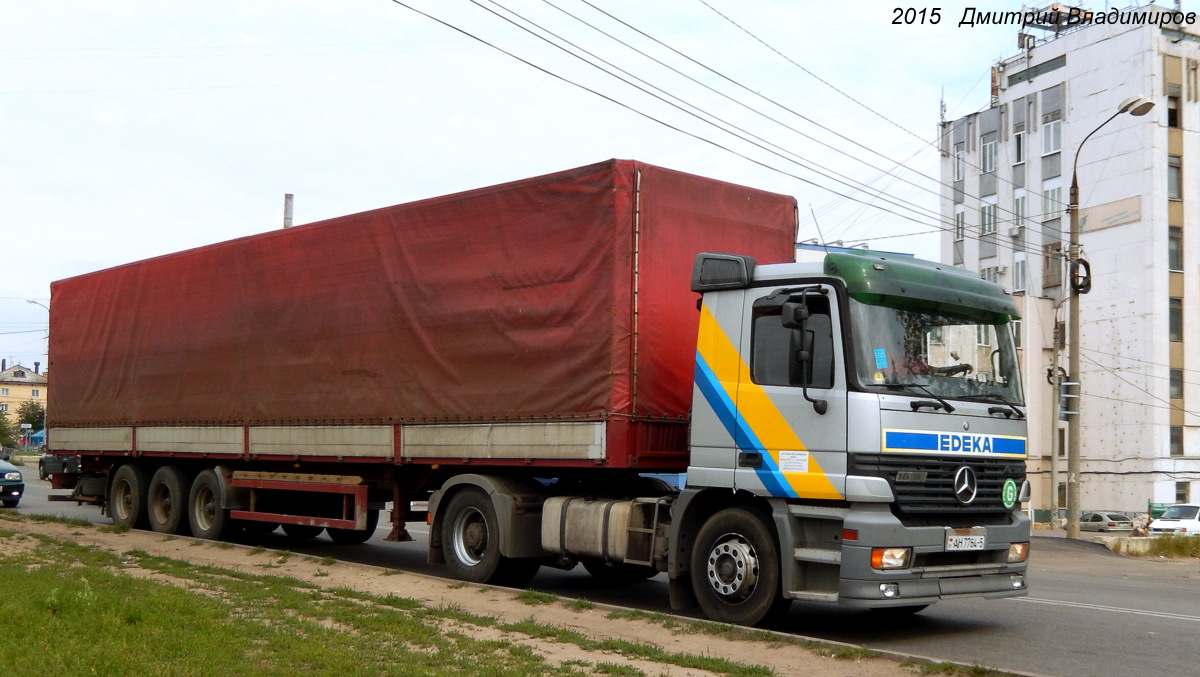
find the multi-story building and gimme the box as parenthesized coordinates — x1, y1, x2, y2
(0, 361, 47, 431)
(939, 4, 1200, 516)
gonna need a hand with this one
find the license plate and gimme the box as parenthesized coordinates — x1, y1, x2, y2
(946, 528, 986, 551)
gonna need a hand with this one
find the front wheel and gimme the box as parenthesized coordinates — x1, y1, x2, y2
(2, 499, 18, 508)
(690, 507, 790, 626)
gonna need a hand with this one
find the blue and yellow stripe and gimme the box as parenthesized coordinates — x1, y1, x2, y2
(694, 304, 843, 500)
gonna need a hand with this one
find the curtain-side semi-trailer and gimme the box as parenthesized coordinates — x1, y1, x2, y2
(46, 159, 1029, 626)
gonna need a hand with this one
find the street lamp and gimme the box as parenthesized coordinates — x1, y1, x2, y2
(1065, 95, 1154, 539)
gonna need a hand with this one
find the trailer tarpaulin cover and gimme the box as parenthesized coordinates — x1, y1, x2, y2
(49, 160, 796, 429)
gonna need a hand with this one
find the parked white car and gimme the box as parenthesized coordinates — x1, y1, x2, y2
(1149, 504, 1200, 535)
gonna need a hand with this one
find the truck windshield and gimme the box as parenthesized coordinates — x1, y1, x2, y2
(848, 298, 1022, 404)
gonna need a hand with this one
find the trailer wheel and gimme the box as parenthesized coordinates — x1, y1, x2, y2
(148, 465, 190, 535)
(282, 524, 324, 541)
(328, 509, 380, 544)
(690, 507, 790, 626)
(188, 469, 233, 540)
(110, 464, 150, 530)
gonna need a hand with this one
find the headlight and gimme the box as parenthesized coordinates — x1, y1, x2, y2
(3, 471, 20, 481)
(871, 547, 912, 569)
(1008, 542, 1029, 563)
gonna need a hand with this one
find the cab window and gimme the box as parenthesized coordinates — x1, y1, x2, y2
(751, 295, 834, 389)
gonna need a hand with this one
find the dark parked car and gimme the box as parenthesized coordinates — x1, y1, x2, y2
(0, 458, 24, 508)
(38, 452, 81, 481)
(1079, 511, 1133, 532)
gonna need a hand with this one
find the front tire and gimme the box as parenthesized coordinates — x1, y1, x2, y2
(148, 465, 190, 535)
(690, 507, 790, 626)
(2, 499, 18, 508)
(188, 469, 233, 540)
(110, 464, 150, 529)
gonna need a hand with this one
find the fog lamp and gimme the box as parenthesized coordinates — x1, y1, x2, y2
(870, 547, 911, 570)
(1011, 574, 1025, 589)
(878, 583, 900, 598)
(1007, 542, 1029, 563)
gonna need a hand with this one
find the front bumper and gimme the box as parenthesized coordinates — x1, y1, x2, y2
(836, 504, 1029, 607)
(0, 482, 24, 504)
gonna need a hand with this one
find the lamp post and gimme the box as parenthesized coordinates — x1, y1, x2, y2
(1065, 95, 1154, 539)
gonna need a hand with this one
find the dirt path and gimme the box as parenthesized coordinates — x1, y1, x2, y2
(10, 516, 923, 677)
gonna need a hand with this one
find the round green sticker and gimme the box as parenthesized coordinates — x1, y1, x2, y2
(1001, 478, 1018, 509)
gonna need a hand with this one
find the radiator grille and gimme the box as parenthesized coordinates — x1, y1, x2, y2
(850, 454, 1025, 519)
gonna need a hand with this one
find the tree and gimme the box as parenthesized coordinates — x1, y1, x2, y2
(0, 415, 15, 450)
(17, 400, 45, 431)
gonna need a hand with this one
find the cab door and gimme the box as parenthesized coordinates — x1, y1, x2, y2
(731, 285, 848, 500)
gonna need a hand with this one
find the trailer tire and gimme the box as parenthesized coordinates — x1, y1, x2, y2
(282, 524, 324, 541)
(690, 507, 790, 626)
(110, 464, 150, 530)
(148, 465, 190, 535)
(328, 509, 380, 544)
(188, 469, 234, 540)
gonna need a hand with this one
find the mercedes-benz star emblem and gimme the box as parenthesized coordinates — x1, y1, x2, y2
(953, 466, 978, 505)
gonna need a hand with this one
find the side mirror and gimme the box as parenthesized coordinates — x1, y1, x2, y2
(781, 301, 809, 329)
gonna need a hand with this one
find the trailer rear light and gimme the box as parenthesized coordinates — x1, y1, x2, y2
(842, 529, 858, 542)
(871, 547, 911, 570)
(1007, 542, 1029, 563)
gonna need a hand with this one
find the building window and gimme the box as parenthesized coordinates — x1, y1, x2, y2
(1168, 95, 1180, 128)
(1169, 155, 1182, 200)
(1014, 131, 1025, 164)
(953, 143, 965, 181)
(1171, 369, 1184, 399)
(1176, 480, 1189, 503)
(981, 134, 997, 174)
(1170, 297, 1183, 342)
(929, 326, 944, 344)
(976, 324, 991, 346)
(31, 389, 39, 398)
(1044, 242, 1064, 287)
(1170, 226, 1184, 271)
(954, 209, 965, 241)
(980, 203, 997, 235)
(980, 265, 1000, 283)
(1013, 257, 1027, 293)
(1011, 320, 1022, 349)
(1042, 185, 1063, 220)
(1014, 194, 1026, 229)
(0, 388, 7, 396)
(1042, 119, 1062, 155)
(0, 404, 6, 414)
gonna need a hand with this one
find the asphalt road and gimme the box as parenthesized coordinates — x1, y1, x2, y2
(14, 468, 1200, 677)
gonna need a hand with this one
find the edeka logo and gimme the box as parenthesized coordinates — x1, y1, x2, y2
(940, 434, 992, 453)
(882, 430, 1027, 457)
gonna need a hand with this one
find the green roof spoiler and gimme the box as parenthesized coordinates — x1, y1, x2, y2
(824, 251, 1019, 323)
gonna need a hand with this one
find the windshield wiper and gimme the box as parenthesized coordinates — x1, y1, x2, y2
(960, 393, 1025, 419)
(884, 383, 956, 413)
